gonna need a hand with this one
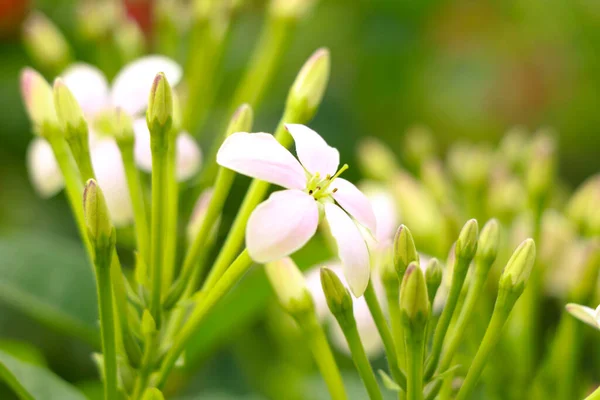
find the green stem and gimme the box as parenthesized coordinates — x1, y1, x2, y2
(341, 320, 383, 400)
(162, 137, 178, 291)
(156, 250, 255, 388)
(363, 282, 407, 390)
(405, 327, 425, 400)
(120, 143, 150, 265)
(386, 285, 406, 372)
(425, 257, 470, 379)
(96, 257, 118, 400)
(296, 311, 348, 400)
(131, 333, 157, 400)
(455, 294, 512, 400)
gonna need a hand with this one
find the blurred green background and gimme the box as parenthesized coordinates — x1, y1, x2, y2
(0, 0, 599, 398)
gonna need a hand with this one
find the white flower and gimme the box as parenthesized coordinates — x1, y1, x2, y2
(217, 124, 376, 296)
(305, 264, 384, 358)
(566, 303, 600, 330)
(27, 137, 64, 197)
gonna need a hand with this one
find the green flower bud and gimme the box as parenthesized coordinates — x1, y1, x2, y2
(357, 137, 400, 181)
(378, 248, 398, 287)
(400, 262, 430, 327)
(476, 219, 501, 266)
(270, 0, 316, 19)
(403, 124, 436, 170)
(83, 179, 115, 262)
(286, 48, 330, 121)
(265, 258, 314, 316)
(455, 219, 479, 262)
(566, 174, 600, 237)
(20, 68, 58, 133)
(425, 258, 443, 305)
(320, 268, 354, 327)
(146, 72, 173, 133)
(111, 108, 135, 146)
(499, 126, 528, 171)
(525, 131, 555, 202)
(226, 104, 254, 137)
(53, 78, 87, 139)
(142, 388, 165, 400)
(22, 12, 72, 73)
(448, 143, 493, 189)
(394, 225, 419, 279)
(141, 309, 157, 337)
(499, 239, 536, 293)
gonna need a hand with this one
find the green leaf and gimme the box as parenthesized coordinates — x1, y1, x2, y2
(0, 231, 99, 347)
(430, 364, 462, 382)
(378, 370, 401, 392)
(0, 349, 88, 400)
(0, 339, 46, 367)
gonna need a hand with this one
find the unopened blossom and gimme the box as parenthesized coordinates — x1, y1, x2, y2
(217, 124, 376, 296)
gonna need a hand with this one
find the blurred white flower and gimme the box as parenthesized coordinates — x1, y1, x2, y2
(26, 137, 64, 198)
(566, 303, 600, 330)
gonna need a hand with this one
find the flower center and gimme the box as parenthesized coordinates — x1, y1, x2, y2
(306, 164, 349, 200)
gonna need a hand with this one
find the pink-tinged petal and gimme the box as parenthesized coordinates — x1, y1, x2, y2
(175, 132, 202, 181)
(91, 140, 133, 227)
(61, 63, 109, 116)
(217, 132, 306, 189)
(111, 55, 182, 116)
(360, 182, 399, 242)
(331, 178, 377, 234)
(324, 203, 370, 297)
(27, 138, 64, 197)
(285, 123, 339, 176)
(246, 190, 319, 263)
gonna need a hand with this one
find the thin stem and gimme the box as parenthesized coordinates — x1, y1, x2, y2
(405, 327, 425, 400)
(96, 258, 118, 400)
(156, 250, 255, 388)
(297, 311, 348, 400)
(386, 285, 406, 371)
(342, 321, 383, 400)
(120, 144, 150, 265)
(363, 282, 407, 390)
(162, 137, 178, 291)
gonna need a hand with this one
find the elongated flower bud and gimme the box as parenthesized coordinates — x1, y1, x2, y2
(499, 239, 536, 293)
(357, 137, 400, 181)
(270, 0, 316, 19)
(394, 225, 418, 279)
(455, 219, 479, 262)
(20, 68, 58, 133)
(321, 267, 354, 327)
(566, 174, 600, 237)
(425, 258, 443, 306)
(22, 12, 72, 73)
(53, 78, 87, 139)
(400, 262, 430, 327)
(265, 258, 313, 316)
(83, 179, 115, 263)
(110, 108, 135, 147)
(146, 72, 173, 134)
(526, 132, 555, 203)
(476, 219, 500, 266)
(142, 388, 165, 400)
(286, 48, 330, 121)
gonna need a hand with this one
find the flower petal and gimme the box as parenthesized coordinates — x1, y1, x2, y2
(132, 118, 152, 172)
(91, 139, 134, 227)
(246, 190, 319, 263)
(324, 203, 370, 297)
(175, 132, 202, 181)
(27, 138, 64, 197)
(217, 132, 306, 189)
(331, 178, 377, 234)
(285, 123, 339, 176)
(566, 303, 600, 330)
(61, 63, 110, 117)
(360, 182, 399, 243)
(110, 55, 182, 116)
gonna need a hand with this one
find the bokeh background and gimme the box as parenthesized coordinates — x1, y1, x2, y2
(0, 0, 599, 399)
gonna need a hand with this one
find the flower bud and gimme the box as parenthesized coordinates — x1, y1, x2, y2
(22, 12, 72, 73)
(53, 78, 87, 138)
(499, 126, 528, 171)
(499, 239, 536, 292)
(110, 108, 135, 146)
(525, 131, 555, 202)
(141, 309, 157, 337)
(270, 0, 316, 19)
(403, 125, 436, 170)
(320, 267, 354, 324)
(226, 104, 254, 137)
(142, 388, 165, 400)
(265, 258, 314, 316)
(146, 72, 173, 133)
(455, 219, 479, 262)
(20, 68, 58, 132)
(565, 303, 600, 330)
(357, 137, 400, 181)
(83, 179, 115, 261)
(425, 258, 443, 305)
(400, 262, 430, 326)
(448, 143, 493, 189)
(566, 174, 600, 237)
(286, 48, 330, 121)
(393, 225, 418, 279)
(114, 19, 144, 64)
(476, 219, 500, 266)
(378, 248, 398, 287)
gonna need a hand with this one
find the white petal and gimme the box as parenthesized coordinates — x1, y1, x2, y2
(285, 123, 339, 177)
(61, 63, 110, 117)
(175, 132, 202, 181)
(246, 190, 319, 263)
(324, 203, 370, 297)
(566, 303, 600, 330)
(91, 140, 134, 227)
(132, 118, 152, 172)
(217, 132, 306, 189)
(27, 138, 64, 197)
(110, 55, 182, 116)
(331, 178, 377, 234)
(360, 182, 399, 242)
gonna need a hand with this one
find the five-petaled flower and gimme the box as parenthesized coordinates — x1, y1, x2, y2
(217, 124, 376, 296)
